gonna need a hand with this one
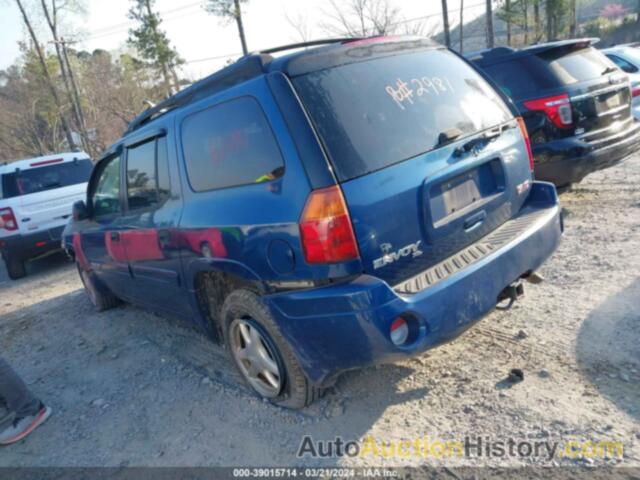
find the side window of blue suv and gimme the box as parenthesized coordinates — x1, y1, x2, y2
(181, 96, 285, 192)
(126, 140, 157, 210)
(126, 136, 171, 211)
(92, 155, 121, 218)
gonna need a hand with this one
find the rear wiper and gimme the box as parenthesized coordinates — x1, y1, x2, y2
(601, 66, 618, 75)
(453, 125, 506, 157)
(437, 127, 463, 147)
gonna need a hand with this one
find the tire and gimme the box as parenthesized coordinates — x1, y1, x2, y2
(77, 264, 120, 311)
(5, 256, 26, 280)
(556, 183, 573, 195)
(221, 289, 321, 409)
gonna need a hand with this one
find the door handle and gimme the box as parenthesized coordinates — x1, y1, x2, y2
(464, 211, 486, 232)
(158, 229, 170, 245)
(110, 231, 120, 241)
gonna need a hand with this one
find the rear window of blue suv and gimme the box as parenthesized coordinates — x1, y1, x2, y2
(181, 96, 285, 191)
(293, 49, 512, 181)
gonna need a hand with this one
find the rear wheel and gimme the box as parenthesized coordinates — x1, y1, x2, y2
(222, 290, 321, 409)
(4, 256, 26, 280)
(556, 183, 573, 194)
(77, 265, 120, 311)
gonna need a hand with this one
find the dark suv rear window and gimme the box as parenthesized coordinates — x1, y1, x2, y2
(293, 49, 512, 181)
(483, 47, 616, 99)
(1, 159, 92, 199)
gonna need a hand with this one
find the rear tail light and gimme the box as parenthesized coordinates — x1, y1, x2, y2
(299, 185, 360, 264)
(632, 84, 640, 98)
(0, 207, 17, 231)
(523, 93, 573, 129)
(516, 117, 535, 172)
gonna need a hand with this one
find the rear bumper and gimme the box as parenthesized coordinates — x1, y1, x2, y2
(266, 182, 562, 385)
(0, 226, 65, 261)
(533, 120, 640, 186)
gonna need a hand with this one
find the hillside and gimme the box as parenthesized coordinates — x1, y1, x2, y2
(436, 0, 640, 52)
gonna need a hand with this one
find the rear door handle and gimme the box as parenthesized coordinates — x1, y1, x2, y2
(464, 211, 486, 232)
(158, 229, 170, 245)
(110, 231, 120, 241)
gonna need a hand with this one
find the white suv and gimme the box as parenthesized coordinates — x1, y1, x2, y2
(0, 152, 92, 279)
(602, 44, 640, 120)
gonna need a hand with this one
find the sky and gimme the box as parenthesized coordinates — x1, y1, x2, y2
(0, 0, 488, 80)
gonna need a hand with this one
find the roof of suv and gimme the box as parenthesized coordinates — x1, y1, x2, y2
(467, 38, 600, 66)
(123, 36, 439, 137)
(0, 151, 90, 175)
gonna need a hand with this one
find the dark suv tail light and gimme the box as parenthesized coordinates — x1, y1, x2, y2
(524, 93, 573, 129)
(516, 117, 535, 172)
(0, 207, 18, 231)
(299, 185, 359, 264)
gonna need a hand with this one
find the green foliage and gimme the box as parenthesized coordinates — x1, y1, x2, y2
(204, 0, 248, 24)
(127, 0, 183, 76)
(583, 17, 610, 36)
(0, 46, 166, 160)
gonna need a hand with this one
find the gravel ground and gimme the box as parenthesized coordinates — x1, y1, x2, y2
(0, 153, 639, 471)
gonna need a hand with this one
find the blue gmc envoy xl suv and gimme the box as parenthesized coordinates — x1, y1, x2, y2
(63, 37, 562, 408)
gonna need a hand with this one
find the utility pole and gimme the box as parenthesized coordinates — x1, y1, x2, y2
(59, 38, 85, 129)
(486, 0, 494, 48)
(234, 0, 248, 55)
(569, 0, 577, 37)
(50, 38, 88, 149)
(441, 0, 451, 48)
(14, 0, 76, 150)
(506, 0, 511, 46)
(459, 0, 464, 52)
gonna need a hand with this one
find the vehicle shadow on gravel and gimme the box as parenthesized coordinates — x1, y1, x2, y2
(576, 278, 640, 422)
(0, 251, 71, 286)
(0, 286, 429, 466)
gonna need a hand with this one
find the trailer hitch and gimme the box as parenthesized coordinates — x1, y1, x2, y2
(496, 282, 524, 310)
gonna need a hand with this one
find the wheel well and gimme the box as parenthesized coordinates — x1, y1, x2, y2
(194, 270, 261, 344)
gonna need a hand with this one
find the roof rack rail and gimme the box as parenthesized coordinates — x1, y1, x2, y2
(125, 38, 361, 134)
(257, 38, 360, 55)
(125, 54, 272, 134)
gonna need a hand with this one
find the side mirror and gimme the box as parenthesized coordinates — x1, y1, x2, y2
(72, 200, 89, 221)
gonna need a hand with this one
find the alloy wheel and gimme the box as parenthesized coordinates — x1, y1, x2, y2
(229, 318, 283, 398)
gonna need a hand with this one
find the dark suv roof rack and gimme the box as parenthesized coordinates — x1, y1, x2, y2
(125, 54, 272, 134)
(467, 38, 599, 65)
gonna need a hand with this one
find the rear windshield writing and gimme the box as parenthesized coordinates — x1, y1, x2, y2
(1, 159, 92, 199)
(386, 76, 455, 110)
(293, 49, 512, 181)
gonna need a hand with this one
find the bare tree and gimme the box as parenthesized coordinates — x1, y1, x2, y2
(441, 0, 451, 47)
(14, 0, 76, 150)
(40, 0, 91, 153)
(523, 0, 529, 44)
(486, 0, 494, 48)
(505, 0, 511, 45)
(285, 12, 312, 42)
(533, 0, 541, 41)
(320, 0, 401, 37)
(569, 0, 576, 37)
